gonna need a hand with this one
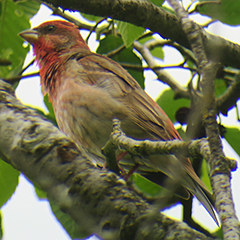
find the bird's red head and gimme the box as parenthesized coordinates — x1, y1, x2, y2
(19, 20, 90, 67)
(19, 21, 91, 98)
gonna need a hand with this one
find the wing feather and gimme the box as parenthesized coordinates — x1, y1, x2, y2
(78, 53, 181, 141)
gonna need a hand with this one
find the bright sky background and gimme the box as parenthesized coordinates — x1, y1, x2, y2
(2, 2, 240, 240)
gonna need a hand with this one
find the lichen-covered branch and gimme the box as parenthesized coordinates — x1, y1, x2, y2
(0, 80, 217, 239)
(166, 0, 240, 239)
(103, 119, 237, 172)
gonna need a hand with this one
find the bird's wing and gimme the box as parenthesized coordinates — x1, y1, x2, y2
(75, 53, 213, 192)
(75, 52, 181, 141)
(65, 51, 218, 224)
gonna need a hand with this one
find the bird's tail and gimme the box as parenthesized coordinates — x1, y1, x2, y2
(192, 182, 219, 226)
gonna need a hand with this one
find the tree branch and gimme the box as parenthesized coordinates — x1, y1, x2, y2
(166, 0, 239, 239)
(0, 80, 217, 239)
(3, 72, 39, 84)
(41, 0, 240, 70)
(216, 73, 240, 116)
(144, 39, 197, 66)
(42, 0, 240, 115)
(43, 2, 93, 30)
(133, 41, 189, 99)
(103, 119, 237, 171)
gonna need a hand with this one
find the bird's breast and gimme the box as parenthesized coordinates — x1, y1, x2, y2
(52, 78, 128, 157)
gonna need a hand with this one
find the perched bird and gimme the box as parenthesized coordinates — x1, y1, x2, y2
(19, 20, 217, 224)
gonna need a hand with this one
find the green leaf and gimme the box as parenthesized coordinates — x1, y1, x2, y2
(0, 160, 19, 208)
(149, 0, 165, 7)
(197, 0, 240, 25)
(43, 94, 57, 125)
(224, 127, 240, 157)
(80, 12, 102, 22)
(213, 227, 224, 239)
(186, 59, 195, 69)
(0, 0, 40, 78)
(35, 186, 47, 199)
(16, 0, 41, 19)
(138, 35, 154, 45)
(150, 46, 164, 60)
(131, 173, 165, 197)
(214, 78, 227, 98)
(44, 94, 54, 116)
(117, 21, 145, 48)
(156, 88, 190, 123)
(49, 200, 90, 239)
(97, 35, 145, 88)
(201, 160, 212, 191)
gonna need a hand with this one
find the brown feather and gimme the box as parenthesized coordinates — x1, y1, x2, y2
(19, 20, 218, 225)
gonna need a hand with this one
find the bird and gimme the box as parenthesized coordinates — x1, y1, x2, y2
(19, 20, 218, 224)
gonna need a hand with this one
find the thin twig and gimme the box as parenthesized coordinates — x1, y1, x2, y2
(85, 17, 107, 44)
(0, 58, 11, 66)
(3, 72, 39, 83)
(201, 19, 217, 28)
(106, 44, 126, 58)
(43, 3, 93, 30)
(145, 39, 197, 66)
(119, 62, 196, 72)
(133, 40, 189, 99)
(216, 73, 240, 115)
(19, 59, 35, 75)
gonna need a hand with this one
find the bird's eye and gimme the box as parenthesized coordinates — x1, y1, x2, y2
(44, 25, 56, 33)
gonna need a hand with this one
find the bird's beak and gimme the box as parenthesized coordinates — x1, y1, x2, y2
(19, 29, 38, 44)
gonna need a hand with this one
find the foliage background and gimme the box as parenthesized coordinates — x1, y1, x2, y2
(0, 0, 240, 239)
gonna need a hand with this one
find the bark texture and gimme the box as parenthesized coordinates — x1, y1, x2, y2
(0, 80, 216, 239)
